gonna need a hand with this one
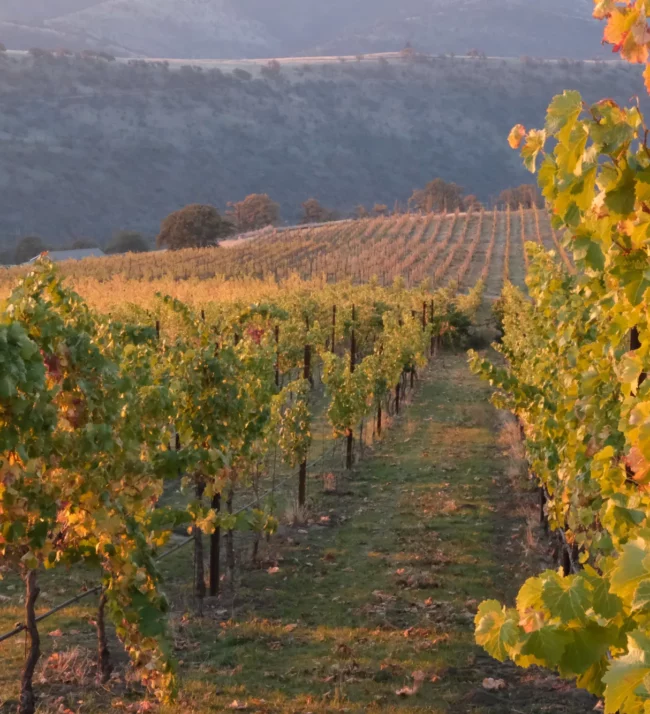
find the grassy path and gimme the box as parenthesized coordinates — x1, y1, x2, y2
(168, 352, 596, 714)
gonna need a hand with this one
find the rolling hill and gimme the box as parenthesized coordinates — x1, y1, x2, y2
(0, 0, 603, 60)
(0, 52, 641, 248)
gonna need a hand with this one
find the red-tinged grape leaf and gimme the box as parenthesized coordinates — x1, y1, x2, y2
(508, 124, 526, 150)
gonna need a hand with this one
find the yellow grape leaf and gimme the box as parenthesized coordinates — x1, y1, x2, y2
(593, 0, 616, 21)
(629, 4, 650, 54)
(475, 600, 520, 661)
(610, 537, 650, 601)
(516, 576, 546, 632)
(603, 630, 650, 714)
(623, 28, 649, 64)
(521, 129, 547, 173)
(603, 7, 633, 47)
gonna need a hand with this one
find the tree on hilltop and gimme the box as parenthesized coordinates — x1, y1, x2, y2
(300, 198, 338, 224)
(261, 59, 282, 78)
(66, 238, 99, 250)
(498, 184, 543, 209)
(400, 41, 416, 59)
(157, 204, 234, 250)
(15, 235, 48, 264)
(106, 230, 150, 254)
(226, 194, 280, 233)
(463, 195, 483, 211)
(409, 178, 465, 213)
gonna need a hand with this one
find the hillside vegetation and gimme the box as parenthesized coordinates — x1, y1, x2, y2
(0, 53, 642, 246)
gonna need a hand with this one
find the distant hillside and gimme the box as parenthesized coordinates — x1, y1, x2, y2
(0, 0, 603, 60)
(0, 53, 641, 246)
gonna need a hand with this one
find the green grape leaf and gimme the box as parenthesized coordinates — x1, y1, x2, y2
(546, 90, 583, 144)
(542, 574, 590, 624)
(605, 170, 637, 217)
(564, 202, 581, 228)
(518, 626, 571, 668)
(0, 375, 16, 399)
(627, 277, 650, 307)
(560, 624, 618, 677)
(592, 577, 624, 620)
(636, 168, 650, 204)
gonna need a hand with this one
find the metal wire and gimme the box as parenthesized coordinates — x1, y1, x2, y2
(0, 356, 427, 644)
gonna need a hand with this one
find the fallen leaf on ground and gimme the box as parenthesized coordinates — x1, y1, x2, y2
(48, 629, 63, 637)
(228, 701, 248, 710)
(284, 623, 298, 632)
(482, 678, 506, 691)
(395, 670, 425, 696)
(267, 566, 280, 575)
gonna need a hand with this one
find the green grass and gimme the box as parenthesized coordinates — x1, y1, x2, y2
(0, 348, 596, 713)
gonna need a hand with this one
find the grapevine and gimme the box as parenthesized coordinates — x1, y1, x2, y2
(0, 256, 483, 710)
(469, 5, 650, 711)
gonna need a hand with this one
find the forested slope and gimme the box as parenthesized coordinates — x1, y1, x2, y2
(0, 54, 641, 244)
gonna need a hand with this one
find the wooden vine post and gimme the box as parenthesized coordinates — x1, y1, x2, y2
(209, 493, 221, 597)
(209, 315, 222, 597)
(96, 590, 112, 683)
(410, 309, 416, 389)
(274, 325, 280, 388)
(346, 305, 356, 470)
(377, 343, 384, 437)
(193, 490, 206, 605)
(395, 317, 402, 415)
(299, 316, 311, 505)
(331, 305, 337, 353)
(19, 569, 40, 714)
(221, 343, 236, 582)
